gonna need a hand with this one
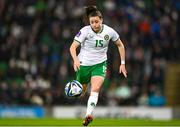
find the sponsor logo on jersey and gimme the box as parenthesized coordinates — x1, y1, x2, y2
(104, 35, 109, 41)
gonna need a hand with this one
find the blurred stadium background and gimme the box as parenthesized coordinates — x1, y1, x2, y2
(0, 0, 180, 126)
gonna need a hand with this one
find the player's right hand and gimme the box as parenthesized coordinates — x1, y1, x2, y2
(73, 58, 80, 71)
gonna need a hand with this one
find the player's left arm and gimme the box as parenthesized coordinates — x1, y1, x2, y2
(114, 39, 127, 77)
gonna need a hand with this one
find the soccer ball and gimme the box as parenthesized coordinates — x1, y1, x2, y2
(65, 80, 83, 97)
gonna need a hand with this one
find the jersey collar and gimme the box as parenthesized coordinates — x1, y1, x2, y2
(91, 24, 104, 34)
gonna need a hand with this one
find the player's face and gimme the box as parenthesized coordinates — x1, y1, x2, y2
(89, 16, 103, 33)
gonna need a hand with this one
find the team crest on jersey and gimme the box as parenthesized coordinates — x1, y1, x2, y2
(104, 35, 109, 41)
(76, 31, 81, 37)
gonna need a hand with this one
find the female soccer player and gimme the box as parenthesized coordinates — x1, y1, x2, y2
(70, 6, 127, 126)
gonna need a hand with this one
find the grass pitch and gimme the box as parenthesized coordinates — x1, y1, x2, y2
(0, 118, 180, 126)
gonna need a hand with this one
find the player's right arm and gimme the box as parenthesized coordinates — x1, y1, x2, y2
(70, 26, 87, 71)
(70, 40, 81, 71)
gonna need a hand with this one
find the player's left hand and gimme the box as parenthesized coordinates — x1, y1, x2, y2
(119, 64, 127, 78)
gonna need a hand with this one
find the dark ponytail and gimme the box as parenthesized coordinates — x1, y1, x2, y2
(83, 6, 102, 24)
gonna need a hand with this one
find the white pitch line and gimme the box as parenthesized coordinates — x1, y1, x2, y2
(0, 126, 180, 127)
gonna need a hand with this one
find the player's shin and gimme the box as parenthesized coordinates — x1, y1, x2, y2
(80, 84, 87, 97)
(85, 91, 99, 116)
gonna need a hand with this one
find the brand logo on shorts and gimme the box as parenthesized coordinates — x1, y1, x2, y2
(104, 35, 109, 41)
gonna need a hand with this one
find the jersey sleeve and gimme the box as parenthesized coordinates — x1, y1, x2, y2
(110, 28, 120, 42)
(74, 27, 87, 43)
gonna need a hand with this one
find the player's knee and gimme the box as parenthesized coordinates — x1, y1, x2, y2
(91, 86, 101, 93)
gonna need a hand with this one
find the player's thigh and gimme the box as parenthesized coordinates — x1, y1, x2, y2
(90, 61, 107, 92)
(90, 76, 104, 92)
(76, 66, 91, 84)
(91, 61, 107, 78)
